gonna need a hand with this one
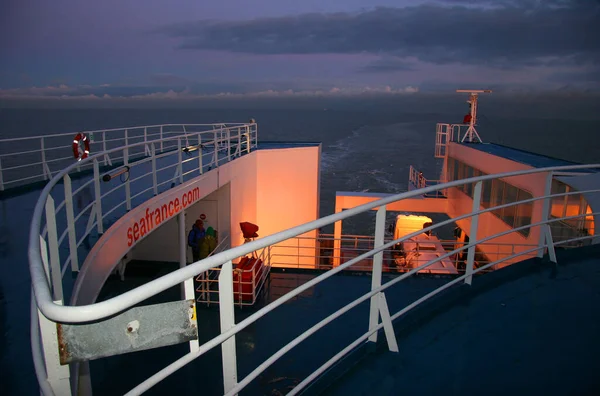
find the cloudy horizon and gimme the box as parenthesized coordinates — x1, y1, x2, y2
(1, 0, 598, 103)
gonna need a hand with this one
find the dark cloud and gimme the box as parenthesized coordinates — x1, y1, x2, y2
(359, 57, 416, 73)
(158, 1, 600, 69)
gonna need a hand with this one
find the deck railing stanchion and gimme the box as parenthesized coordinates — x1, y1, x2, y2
(227, 128, 232, 161)
(124, 146, 131, 211)
(177, 138, 183, 184)
(40, 137, 52, 180)
(0, 157, 4, 191)
(538, 171, 553, 258)
(219, 260, 238, 394)
(63, 174, 79, 272)
(151, 143, 158, 195)
(367, 205, 399, 352)
(214, 130, 219, 167)
(160, 126, 164, 152)
(45, 195, 64, 301)
(465, 181, 483, 285)
(198, 133, 203, 174)
(93, 159, 103, 234)
(37, 237, 71, 395)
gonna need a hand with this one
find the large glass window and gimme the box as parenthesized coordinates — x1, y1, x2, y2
(446, 156, 534, 237)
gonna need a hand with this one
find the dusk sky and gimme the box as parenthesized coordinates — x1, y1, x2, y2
(1, 0, 598, 101)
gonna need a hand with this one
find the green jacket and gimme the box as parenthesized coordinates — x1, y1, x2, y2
(199, 227, 217, 258)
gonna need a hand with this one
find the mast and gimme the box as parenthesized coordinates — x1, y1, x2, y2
(456, 89, 492, 143)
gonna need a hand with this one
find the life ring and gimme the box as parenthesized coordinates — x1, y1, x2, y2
(72, 133, 90, 161)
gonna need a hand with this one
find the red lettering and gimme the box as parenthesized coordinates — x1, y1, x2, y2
(126, 188, 203, 246)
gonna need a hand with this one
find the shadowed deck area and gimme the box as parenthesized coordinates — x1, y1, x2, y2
(321, 245, 600, 396)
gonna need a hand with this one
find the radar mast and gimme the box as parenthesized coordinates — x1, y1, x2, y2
(456, 89, 492, 143)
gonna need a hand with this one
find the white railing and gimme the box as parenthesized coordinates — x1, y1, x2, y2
(27, 139, 599, 395)
(31, 122, 256, 278)
(409, 165, 445, 197)
(0, 123, 251, 191)
(270, 234, 540, 273)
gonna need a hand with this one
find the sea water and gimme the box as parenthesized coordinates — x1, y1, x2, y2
(0, 106, 599, 394)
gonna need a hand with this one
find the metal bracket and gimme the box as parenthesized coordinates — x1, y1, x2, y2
(57, 299, 198, 364)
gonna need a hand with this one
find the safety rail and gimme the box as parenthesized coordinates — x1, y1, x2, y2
(269, 234, 540, 273)
(196, 246, 272, 307)
(0, 123, 252, 191)
(408, 165, 445, 198)
(28, 154, 599, 395)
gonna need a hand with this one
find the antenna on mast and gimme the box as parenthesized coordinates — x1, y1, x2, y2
(456, 89, 492, 143)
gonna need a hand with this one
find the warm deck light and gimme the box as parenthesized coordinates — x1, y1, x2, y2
(102, 166, 130, 182)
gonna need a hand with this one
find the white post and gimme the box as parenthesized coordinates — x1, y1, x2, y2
(465, 181, 482, 285)
(151, 143, 158, 196)
(93, 159, 103, 234)
(177, 138, 183, 184)
(368, 205, 386, 343)
(198, 133, 203, 174)
(64, 175, 79, 272)
(227, 128, 231, 161)
(219, 260, 238, 394)
(124, 147, 131, 211)
(213, 130, 219, 167)
(538, 171, 553, 258)
(37, 236, 71, 395)
(160, 125, 164, 152)
(45, 195, 64, 301)
(367, 205, 398, 352)
(40, 137, 50, 180)
(0, 157, 4, 191)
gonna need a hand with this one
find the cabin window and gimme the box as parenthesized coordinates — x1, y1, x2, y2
(514, 190, 533, 237)
(447, 155, 534, 237)
(550, 180, 567, 218)
(481, 177, 492, 209)
(502, 184, 519, 227)
(447, 158, 455, 182)
(465, 166, 474, 196)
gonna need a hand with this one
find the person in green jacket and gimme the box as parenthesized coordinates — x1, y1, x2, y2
(199, 227, 217, 259)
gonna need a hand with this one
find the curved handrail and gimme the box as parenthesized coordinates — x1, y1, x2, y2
(0, 123, 249, 143)
(129, 209, 599, 396)
(30, 162, 600, 323)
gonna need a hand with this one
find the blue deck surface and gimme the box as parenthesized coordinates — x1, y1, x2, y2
(322, 245, 600, 396)
(459, 142, 580, 169)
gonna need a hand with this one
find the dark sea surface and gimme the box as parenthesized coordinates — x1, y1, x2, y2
(0, 106, 599, 395)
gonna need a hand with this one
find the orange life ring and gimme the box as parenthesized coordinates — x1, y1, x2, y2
(72, 133, 90, 161)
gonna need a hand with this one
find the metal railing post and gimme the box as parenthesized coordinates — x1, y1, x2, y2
(63, 174, 79, 272)
(0, 157, 4, 191)
(124, 147, 131, 211)
(160, 126, 164, 152)
(151, 143, 158, 195)
(198, 133, 203, 174)
(465, 181, 483, 285)
(124, 129, 129, 156)
(44, 196, 64, 301)
(37, 237, 71, 395)
(227, 128, 231, 161)
(40, 137, 51, 180)
(219, 260, 238, 393)
(538, 171, 553, 258)
(367, 205, 398, 352)
(177, 138, 183, 184)
(93, 159, 104, 234)
(214, 130, 219, 167)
